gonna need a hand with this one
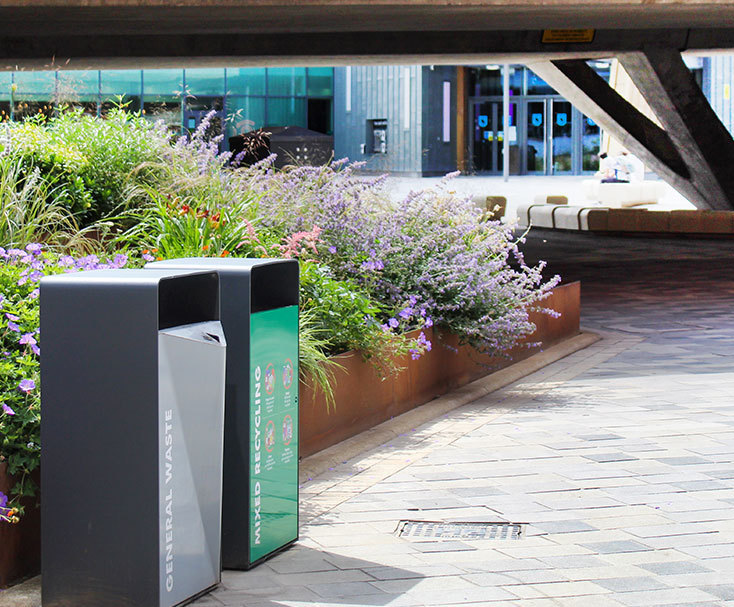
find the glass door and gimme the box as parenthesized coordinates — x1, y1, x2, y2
(525, 100, 546, 174)
(470, 100, 517, 174)
(551, 100, 573, 174)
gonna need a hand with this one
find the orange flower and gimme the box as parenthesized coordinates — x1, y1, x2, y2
(179, 205, 190, 215)
(142, 249, 150, 255)
(202, 244, 210, 251)
(156, 256, 163, 261)
(220, 250, 230, 257)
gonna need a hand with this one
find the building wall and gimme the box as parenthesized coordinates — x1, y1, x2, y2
(705, 55, 734, 134)
(334, 65, 423, 175)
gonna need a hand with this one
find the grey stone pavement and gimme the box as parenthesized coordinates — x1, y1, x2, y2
(190, 237, 734, 606)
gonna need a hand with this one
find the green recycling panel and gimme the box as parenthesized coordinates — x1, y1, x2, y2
(249, 305, 299, 562)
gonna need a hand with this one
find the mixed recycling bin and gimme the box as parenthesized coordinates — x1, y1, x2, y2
(40, 269, 226, 607)
(148, 258, 299, 570)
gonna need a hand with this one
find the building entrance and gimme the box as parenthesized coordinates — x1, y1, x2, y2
(468, 95, 599, 176)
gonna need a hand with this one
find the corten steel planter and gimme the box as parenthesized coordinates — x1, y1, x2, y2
(0, 463, 40, 588)
(300, 281, 580, 457)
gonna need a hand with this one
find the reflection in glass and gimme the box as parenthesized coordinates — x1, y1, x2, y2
(266, 97, 307, 127)
(307, 67, 334, 97)
(226, 97, 266, 139)
(143, 69, 183, 98)
(267, 68, 306, 97)
(226, 68, 266, 96)
(184, 68, 225, 96)
(101, 70, 142, 95)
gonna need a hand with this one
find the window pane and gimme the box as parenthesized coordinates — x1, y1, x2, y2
(226, 96, 265, 139)
(582, 115, 601, 171)
(143, 69, 183, 98)
(266, 97, 306, 127)
(469, 67, 501, 96)
(509, 66, 523, 96)
(0, 72, 11, 100)
(267, 67, 306, 97)
(57, 71, 98, 96)
(185, 68, 225, 96)
(307, 67, 333, 97)
(13, 71, 55, 96)
(101, 70, 141, 95)
(527, 69, 557, 95)
(225, 68, 265, 96)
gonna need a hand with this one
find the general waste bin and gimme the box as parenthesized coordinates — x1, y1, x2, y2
(40, 269, 226, 607)
(148, 258, 299, 570)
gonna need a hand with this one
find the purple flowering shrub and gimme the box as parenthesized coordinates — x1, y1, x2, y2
(250, 161, 559, 355)
(0, 244, 132, 522)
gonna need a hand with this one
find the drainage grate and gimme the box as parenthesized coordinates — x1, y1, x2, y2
(398, 521, 524, 541)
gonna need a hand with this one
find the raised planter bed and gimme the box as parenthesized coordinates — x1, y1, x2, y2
(299, 281, 580, 457)
(0, 464, 40, 588)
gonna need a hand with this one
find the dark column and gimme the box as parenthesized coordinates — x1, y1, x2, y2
(529, 53, 734, 210)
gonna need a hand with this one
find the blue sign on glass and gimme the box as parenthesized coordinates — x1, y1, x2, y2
(477, 115, 488, 128)
(587, 117, 596, 126)
(556, 113, 568, 127)
(531, 113, 543, 127)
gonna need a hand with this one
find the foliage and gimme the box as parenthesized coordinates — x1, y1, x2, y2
(250, 160, 560, 355)
(0, 154, 96, 250)
(0, 245, 132, 522)
(0, 108, 169, 224)
(299, 262, 424, 365)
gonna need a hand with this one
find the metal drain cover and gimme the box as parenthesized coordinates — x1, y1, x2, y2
(398, 521, 524, 541)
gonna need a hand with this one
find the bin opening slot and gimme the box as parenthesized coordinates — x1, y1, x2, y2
(251, 262, 299, 313)
(159, 272, 219, 330)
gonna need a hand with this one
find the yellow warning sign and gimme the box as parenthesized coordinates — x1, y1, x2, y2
(542, 29, 595, 44)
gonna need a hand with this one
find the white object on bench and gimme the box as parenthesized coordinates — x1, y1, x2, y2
(583, 180, 664, 207)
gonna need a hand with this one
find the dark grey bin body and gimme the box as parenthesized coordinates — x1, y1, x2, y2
(147, 258, 299, 570)
(40, 269, 226, 607)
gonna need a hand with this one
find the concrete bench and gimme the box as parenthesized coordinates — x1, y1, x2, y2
(516, 203, 734, 235)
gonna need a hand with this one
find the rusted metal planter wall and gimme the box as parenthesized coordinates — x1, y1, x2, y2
(300, 281, 580, 457)
(0, 464, 40, 588)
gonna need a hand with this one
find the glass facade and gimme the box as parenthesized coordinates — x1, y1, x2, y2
(0, 66, 334, 144)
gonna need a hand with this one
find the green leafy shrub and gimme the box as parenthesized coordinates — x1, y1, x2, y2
(0, 109, 169, 223)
